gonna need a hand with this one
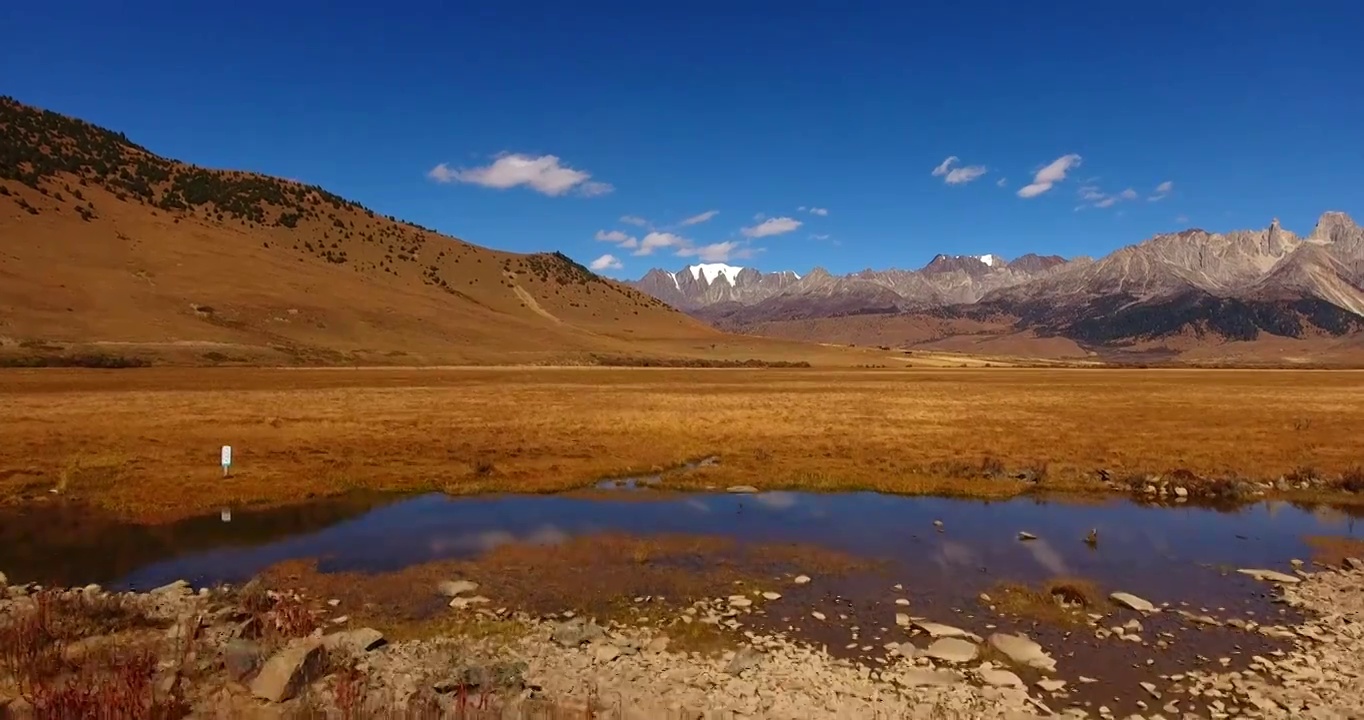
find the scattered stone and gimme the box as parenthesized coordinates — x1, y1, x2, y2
(921, 637, 978, 663)
(1018, 531, 1038, 541)
(438, 580, 479, 597)
(793, 575, 811, 585)
(1347, 557, 1364, 571)
(250, 639, 325, 703)
(728, 595, 753, 608)
(1140, 681, 1161, 699)
(1037, 679, 1067, 692)
(593, 644, 621, 663)
(449, 595, 491, 610)
(895, 598, 910, 606)
(152, 579, 190, 595)
(645, 636, 670, 654)
(898, 668, 964, 687)
(1236, 568, 1302, 584)
(551, 618, 604, 647)
(726, 485, 758, 494)
(725, 646, 763, 675)
(761, 591, 781, 601)
(1111, 592, 1157, 612)
(811, 611, 827, 621)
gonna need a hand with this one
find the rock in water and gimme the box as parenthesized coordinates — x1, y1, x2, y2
(250, 639, 325, 703)
(988, 633, 1056, 672)
(1110, 592, 1157, 612)
(793, 575, 811, 584)
(1237, 568, 1302, 584)
(911, 621, 981, 641)
(727, 485, 758, 494)
(1018, 531, 1038, 541)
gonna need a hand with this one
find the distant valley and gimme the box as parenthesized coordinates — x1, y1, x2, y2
(628, 215, 1364, 364)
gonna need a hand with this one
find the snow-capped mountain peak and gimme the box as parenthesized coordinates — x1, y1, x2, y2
(687, 263, 746, 286)
(977, 254, 999, 267)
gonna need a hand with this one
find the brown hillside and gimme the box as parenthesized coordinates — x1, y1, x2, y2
(0, 97, 868, 366)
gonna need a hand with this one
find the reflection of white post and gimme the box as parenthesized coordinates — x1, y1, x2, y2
(221, 445, 232, 478)
(221, 508, 232, 523)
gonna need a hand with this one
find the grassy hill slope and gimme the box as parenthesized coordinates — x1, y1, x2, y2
(0, 97, 869, 366)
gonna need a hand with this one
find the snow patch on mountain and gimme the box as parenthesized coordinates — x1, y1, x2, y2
(977, 254, 998, 267)
(688, 263, 746, 286)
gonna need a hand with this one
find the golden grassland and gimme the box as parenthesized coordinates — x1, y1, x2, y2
(2, 366, 1363, 520)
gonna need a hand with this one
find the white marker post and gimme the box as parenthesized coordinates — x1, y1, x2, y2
(221, 508, 232, 523)
(221, 445, 232, 478)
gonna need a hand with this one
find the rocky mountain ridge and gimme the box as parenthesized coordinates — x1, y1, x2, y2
(628, 214, 1364, 348)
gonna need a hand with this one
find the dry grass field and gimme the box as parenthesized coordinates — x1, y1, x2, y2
(2, 366, 1362, 521)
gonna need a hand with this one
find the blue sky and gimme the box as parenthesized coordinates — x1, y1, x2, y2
(4, 2, 1362, 278)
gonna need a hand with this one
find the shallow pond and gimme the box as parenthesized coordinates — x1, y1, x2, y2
(3, 491, 1360, 715)
(2, 490, 1359, 594)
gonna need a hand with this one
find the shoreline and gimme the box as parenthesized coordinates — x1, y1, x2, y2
(2, 554, 1361, 718)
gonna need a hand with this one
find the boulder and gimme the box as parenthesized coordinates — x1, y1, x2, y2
(979, 668, 1024, 688)
(438, 580, 479, 597)
(223, 639, 263, 682)
(250, 639, 325, 703)
(1346, 557, 1363, 571)
(921, 638, 978, 663)
(322, 628, 386, 654)
(725, 646, 763, 675)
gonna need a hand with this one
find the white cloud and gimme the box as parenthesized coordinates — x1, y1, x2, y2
(1149, 180, 1174, 201)
(810, 233, 831, 241)
(594, 229, 633, 243)
(996, 177, 1008, 187)
(588, 254, 623, 271)
(632, 231, 687, 256)
(1176, 214, 1190, 224)
(931, 156, 959, 177)
(619, 215, 650, 227)
(1017, 154, 1082, 198)
(428, 153, 611, 197)
(752, 212, 767, 221)
(1078, 184, 1140, 210)
(807, 207, 829, 216)
(678, 210, 719, 227)
(741, 216, 802, 238)
(676, 241, 746, 262)
(932, 156, 987, 185)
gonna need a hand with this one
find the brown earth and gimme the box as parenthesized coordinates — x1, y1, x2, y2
(3, 366, 1362, 521)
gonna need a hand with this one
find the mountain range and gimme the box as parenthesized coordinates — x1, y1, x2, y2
(629, 214, 1364, 362)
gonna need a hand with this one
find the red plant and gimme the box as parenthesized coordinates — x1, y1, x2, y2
(333, 662, 369, 720)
